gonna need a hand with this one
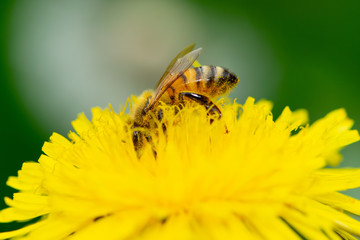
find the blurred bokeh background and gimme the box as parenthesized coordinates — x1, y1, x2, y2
(1, 0, 359, 231)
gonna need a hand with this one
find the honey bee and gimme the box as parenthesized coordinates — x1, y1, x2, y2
(131, 44, 239, 157)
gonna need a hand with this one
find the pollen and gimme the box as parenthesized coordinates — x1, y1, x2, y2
(0, 97, 359, 240)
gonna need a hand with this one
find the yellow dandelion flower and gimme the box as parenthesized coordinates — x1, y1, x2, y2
(0, 96, 359, 240)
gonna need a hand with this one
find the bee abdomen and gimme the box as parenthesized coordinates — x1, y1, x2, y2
(192, 65, 239, 96)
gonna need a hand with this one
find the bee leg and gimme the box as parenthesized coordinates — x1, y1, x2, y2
(145, 134, 157, 159)
(132, 130, 157, 159)
(179, 92, 222, 122)
(180, 92, 229, 133)
(132, 130, 143, 158)
(157, 108, 167, 134)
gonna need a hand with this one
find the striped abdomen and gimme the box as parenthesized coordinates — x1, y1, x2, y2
(162, 65, 239, 104)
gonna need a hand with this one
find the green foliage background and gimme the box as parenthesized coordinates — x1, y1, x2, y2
(1, 0, 359, 232)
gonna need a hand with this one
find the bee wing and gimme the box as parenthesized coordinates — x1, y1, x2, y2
(147, 48, 202, 111)
(155, 44, 195, 88)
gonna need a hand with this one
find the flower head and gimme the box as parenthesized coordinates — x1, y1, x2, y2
(0, 96, 359, 239)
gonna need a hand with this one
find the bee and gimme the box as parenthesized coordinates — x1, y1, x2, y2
(131, 44, 239, 157)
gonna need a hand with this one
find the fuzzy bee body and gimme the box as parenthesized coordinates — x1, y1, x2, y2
(131, 46, 239, 157)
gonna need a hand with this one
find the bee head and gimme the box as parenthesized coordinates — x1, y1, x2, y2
(132, 90, 155, 127)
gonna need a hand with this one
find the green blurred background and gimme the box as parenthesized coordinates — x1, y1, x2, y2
(1, 0, 359, 231)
